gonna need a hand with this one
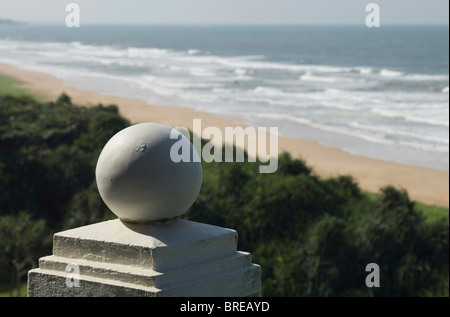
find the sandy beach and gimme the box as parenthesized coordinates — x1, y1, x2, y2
(0, 62, 448, 208)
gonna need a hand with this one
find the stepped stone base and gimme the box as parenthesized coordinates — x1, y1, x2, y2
(28, 219, 261, 297)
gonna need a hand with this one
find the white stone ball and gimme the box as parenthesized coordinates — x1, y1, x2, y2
(95, 123, 202, 223)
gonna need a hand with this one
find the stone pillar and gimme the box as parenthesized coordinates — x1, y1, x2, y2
(28, 123, 261, 297)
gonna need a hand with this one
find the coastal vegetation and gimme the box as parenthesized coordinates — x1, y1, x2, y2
(0, 75, 29, 97)
(0, 92, 448, 297)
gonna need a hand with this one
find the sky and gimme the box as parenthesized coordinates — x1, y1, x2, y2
(0, 0, 448, 25)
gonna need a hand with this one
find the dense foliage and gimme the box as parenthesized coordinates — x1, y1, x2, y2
(0, 94, 129, 294)
(0, 94, 448, 296)
(185, 154, 449, 296)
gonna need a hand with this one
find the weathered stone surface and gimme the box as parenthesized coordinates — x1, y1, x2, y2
(95, 123, 203, 223)
(28, 219, 261, 297)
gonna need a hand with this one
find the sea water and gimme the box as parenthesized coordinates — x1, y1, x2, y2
(0, 25, 448, 170)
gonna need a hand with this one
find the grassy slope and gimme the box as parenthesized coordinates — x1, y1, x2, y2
(365, 192, 449, 224)
(416, 202, 449, 224)
(0, 74, 42, 99)
(0, 74, 26, 95)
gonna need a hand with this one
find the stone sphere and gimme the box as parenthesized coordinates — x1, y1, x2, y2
(95, 123, 202, 223)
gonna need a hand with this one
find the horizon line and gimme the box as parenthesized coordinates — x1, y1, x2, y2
(3, 21, 449, 27)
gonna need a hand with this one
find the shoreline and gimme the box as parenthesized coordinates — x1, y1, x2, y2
(0, 62, 448, 208)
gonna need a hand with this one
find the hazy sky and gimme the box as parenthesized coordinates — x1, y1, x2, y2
(1, 0, 448, 25)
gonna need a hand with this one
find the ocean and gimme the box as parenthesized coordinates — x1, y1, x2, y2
(0, 24, 448, 170)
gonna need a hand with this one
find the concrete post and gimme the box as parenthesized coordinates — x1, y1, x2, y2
(28, 123, 261, 297)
